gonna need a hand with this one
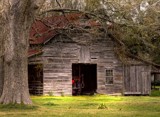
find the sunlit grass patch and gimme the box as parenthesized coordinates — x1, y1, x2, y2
(0, 95, 160, 117)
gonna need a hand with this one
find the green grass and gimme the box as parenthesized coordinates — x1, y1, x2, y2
(155, 86, 160, 88)
(0, 95, 160, 117)
(151, 90, 160, 96)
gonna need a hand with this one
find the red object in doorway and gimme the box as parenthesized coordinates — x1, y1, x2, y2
(72, 79, 75, 84)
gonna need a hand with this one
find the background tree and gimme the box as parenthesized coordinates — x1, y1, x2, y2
(102, 0, 160, 64)
(63, 0, 160, 64)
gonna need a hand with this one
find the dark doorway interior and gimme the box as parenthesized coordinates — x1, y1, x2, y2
(151, 73, 160, 90)
(72, 64, 97, 95)
(28, 64, 43, 95)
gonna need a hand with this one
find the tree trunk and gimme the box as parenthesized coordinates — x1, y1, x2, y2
(0, 26, 4, 96)
(0, 38, 4, 97)
(0, 0, 38, 104)
(0, 57, 3, 96)
(0, 4, 5, 97)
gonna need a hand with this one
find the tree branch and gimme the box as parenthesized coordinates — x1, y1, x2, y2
(108, 31, 160, 68)
(40, 8, 79, 15)
(55, 0, 62, 8)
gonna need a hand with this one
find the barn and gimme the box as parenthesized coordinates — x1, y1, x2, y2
(28, 13, 151, 96)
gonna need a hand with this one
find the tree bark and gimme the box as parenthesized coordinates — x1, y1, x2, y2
(0, 40, 4, 97)
(0, 1, 5, 97)
(0, 24, 4, 96)
(0, 0, 38, 104)
(0, 56, 3, 96)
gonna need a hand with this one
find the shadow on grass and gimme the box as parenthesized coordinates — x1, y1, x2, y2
(81, 103, 98, 107)
(43, 102, 59, 106)
(0, 104, 39, 111)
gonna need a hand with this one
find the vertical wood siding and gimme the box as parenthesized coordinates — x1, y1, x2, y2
(124, 65, 151, 95)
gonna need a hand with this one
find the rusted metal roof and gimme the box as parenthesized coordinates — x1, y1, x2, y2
(28, 48, 42, 57)
(28, 13, 100, 57)
(29, 13, 99, 45)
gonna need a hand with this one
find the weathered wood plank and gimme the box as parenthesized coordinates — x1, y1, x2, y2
(124, 92, 141, 95)
(79, 46, 90, 63)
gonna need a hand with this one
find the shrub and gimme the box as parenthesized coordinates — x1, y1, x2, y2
(97, 103, 108, 109)
(48, 92, 54, 96)
(61, 92, 64, 97)
(44, 102, 57, 106)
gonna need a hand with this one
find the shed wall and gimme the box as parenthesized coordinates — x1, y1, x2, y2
(41, 35, 123, 95)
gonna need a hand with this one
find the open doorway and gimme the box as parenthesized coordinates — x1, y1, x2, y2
(151, 73, 160, 90)
(28, 64, 43, 95)
(72, 63, 97, 95)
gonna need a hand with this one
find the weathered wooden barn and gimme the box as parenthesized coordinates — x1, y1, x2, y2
(28, 13, 151, 96)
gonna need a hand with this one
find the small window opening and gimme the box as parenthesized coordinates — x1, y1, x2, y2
(106, 69, 113, 84)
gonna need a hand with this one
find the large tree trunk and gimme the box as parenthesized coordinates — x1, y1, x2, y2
(0, 0, 39, 104)
(0, 2, 5, 97)
(0, 56, 3, 96)
(0, 22, 4, 96)
(0, 38, 4, 97)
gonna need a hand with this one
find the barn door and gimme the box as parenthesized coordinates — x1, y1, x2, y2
(28, 64, 43, 95)
(141, 71, 151, 95)
(124, 65, 151, 95)
(124, 66, 140, 95)
(72, 64, 97, 95)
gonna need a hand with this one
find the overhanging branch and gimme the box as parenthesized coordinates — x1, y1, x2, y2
(108, 31, 160, 68)
(40, 8, 80, 15)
